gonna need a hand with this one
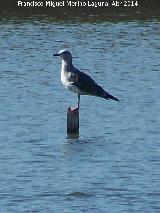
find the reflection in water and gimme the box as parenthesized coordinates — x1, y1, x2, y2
(67, 133, 79, 140)
(66, 191, 93, 198)
(62, 136, 107, 158)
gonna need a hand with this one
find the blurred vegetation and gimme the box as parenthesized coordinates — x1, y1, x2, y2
(0, 0, 160, 22)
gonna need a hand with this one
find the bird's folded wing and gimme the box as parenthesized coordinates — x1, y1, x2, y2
(70, 71, 99, 95)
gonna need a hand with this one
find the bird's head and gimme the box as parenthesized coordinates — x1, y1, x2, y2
(53, 49, 72, 64)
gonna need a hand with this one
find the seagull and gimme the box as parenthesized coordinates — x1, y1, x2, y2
(53, 49, 119, 108)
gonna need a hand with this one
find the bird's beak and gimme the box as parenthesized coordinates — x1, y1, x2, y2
(53, 53, 59, 56)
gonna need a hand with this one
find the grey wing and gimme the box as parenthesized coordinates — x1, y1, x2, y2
(74, 72, 119, 101)
(72, 70, 99, 95)
(69, 68, 119, 101)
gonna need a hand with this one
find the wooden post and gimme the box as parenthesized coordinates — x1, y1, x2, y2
(67, 107, 79, 138)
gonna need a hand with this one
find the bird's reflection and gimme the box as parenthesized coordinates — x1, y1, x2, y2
(62, 136, 105, 156)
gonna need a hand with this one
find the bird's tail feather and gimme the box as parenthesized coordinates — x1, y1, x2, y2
(103, 91, 119, 101)
(96, 84, 119, 102)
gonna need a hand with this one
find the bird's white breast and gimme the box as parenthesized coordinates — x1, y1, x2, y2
(61, 71, 79, 94)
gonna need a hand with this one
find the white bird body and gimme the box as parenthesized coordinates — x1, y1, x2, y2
(61, 70, 80, 94)
(60, 59, 85, 95)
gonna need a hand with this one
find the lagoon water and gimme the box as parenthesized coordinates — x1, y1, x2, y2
(0, 12, 160, 212)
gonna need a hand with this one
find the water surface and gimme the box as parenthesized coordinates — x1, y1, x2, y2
(0, 14, 160, 212)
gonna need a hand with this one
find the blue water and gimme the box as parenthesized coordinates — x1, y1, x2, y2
(0, 14, 160, 212)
